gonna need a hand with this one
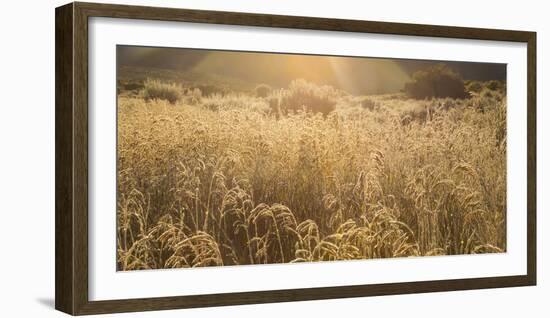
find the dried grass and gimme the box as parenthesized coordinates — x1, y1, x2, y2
(117, 80, 506, 270)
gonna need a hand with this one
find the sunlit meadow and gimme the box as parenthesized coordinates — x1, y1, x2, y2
(116, 48, 507, 270)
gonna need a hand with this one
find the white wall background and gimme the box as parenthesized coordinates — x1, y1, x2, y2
(0, 0, 547, 316)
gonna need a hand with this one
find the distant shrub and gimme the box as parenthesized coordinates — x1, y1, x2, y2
(399, 102, 431, 125)
(202, 93, 270, 113)
(267, 92, 282, 115)
(254, 84, 272, 98)
(142, 79, 181, 104)
(117, 79, 145, 92)
(465, 80, 483, 94)
(480, 88, 495, 99)
(124, 80, 144, 91)
(468, 85, 505, 113)
(404, 64, 468, 99)
(485, 80, 505, 92)
(181, 88, 203, 105)
(438, 98, 459, 111)
(117, 80, 145, 96)
(275, 79, 337, 116)
(377, 93, 407, 101)
(360, 97, 378, 111)
(191, 84, 229, 97)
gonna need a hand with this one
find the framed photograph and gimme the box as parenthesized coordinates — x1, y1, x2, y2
(55, 2, 536, 315)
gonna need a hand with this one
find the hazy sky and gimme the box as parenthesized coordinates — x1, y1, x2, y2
(118, 46, 506, 94)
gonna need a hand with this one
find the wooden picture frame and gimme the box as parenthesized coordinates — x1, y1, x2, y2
(55, 1, 536, 315)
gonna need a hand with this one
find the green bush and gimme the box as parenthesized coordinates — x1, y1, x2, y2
(404, 64, 468, 99)
(142, 79, 182, 104)
(254, 84, 272, 98)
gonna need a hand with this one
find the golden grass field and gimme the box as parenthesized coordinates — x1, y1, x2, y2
(116, 74, 507, 271)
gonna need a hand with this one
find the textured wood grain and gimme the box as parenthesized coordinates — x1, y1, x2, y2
(55, 2, 537, 315)
(526, 33, 537, 286)
(55, 3, 75, 314)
